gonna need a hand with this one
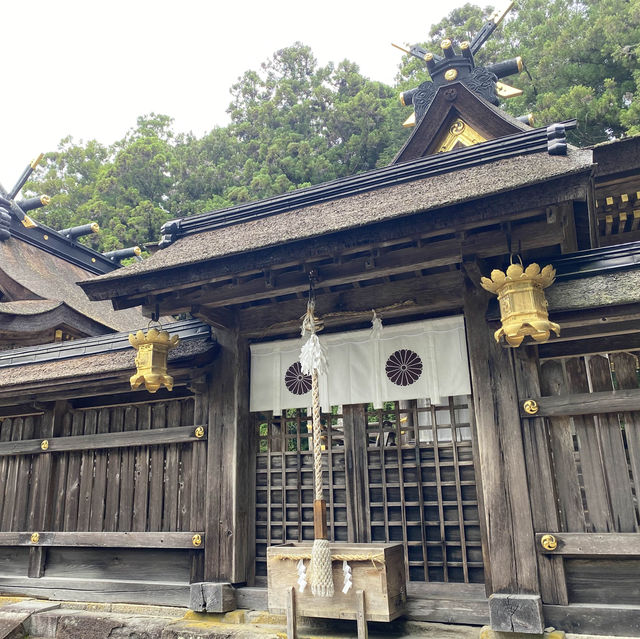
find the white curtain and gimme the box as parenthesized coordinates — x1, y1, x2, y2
(250, 316, 470, 415)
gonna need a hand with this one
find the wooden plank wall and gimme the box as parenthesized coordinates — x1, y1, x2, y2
(0, 396, 206, 601)
(539, 351, 640, 607)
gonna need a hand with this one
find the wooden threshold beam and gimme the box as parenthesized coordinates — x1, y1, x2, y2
(536, 532, 640, 557)
(0, 424, 207, 457)
(0, 531, 204, 549)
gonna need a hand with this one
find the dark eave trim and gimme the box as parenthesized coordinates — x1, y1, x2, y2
(9, 217, 120, 275)
(0, 318, 211, 368)
(159, 121, 577, 247)
(553, 241, 640, 280)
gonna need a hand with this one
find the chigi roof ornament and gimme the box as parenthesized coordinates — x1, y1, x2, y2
(394, 1, 528, 125)
(0, 154, 50, 241)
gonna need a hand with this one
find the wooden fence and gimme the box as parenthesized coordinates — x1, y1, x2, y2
(525, 351, 640, 612)
(0, 396, 207, 605)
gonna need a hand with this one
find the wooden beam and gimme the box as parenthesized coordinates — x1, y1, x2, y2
(536, 533, 640, 556)
(0, 531, 204, 549)
(520, 387, 640, 418)
(539, 332, 640, 359)
(0, 424, 207, 456)
(235, 270, 464, 338)
(543, 603, 640, 637)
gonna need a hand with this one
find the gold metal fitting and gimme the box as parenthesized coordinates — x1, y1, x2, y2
(30, 153, 44, 169)
(523, 400, 539, 415)
(540, 534, 558, 551)
(22, 215, 37, 228)
(43, 234, 49, 240)
(441, 39, 452, 50)
(444, 68, 458, 81)
(527, 113, 535, 126)
(516, 56, 523, 72)
(399, 92, 406, 107)
(30, 532, 40, 544)
(192, 534, 202, 547)
(460, 41, 470, 50)
(424, 52, 433, 62)
(90, 222, 100, 233)
(133, 246, 142, 256)
(195, 426, 205, 439)
(40, 195, 51, 206)
(91, 258, 96, 262)
(40, 439, 49, 451)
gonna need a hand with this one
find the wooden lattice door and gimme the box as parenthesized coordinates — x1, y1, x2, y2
(253, 396, 485, 586)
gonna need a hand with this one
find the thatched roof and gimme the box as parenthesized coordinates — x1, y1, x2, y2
(0, 236, 145, 331)
(81, 147, 593, 301)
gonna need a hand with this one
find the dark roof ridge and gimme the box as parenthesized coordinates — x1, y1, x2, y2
(9, 215, 120, 275)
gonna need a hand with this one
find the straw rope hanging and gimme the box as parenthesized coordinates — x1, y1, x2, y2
(299, 276, 333, 597)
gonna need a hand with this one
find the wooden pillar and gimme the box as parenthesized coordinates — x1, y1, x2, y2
(463, 278, 544, 633)
(343, 404, 371, 543)
(204, 326, 254, 584)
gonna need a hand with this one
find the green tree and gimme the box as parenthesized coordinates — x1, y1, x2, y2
(396, 0, 640, 145)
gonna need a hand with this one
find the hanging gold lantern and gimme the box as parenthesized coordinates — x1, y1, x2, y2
(480, 261, 560, 347)
(129, 327, 180, 393)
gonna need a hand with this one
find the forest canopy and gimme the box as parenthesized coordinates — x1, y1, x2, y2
(25, 0, 640, 254)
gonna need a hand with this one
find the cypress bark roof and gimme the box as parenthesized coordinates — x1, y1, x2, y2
(0, 235, 145, 332)
(80, 146, 593, 301)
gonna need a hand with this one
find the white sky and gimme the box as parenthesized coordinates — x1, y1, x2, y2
(1, 0, 471, 188)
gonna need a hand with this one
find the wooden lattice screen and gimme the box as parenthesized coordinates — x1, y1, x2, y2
(254, 397, 485, 584)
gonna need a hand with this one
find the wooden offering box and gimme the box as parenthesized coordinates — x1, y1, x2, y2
(267, 542, 407, 622)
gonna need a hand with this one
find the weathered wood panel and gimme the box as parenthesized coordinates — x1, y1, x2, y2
(539, 361, 587, 533)
(0, 548, 29, 576)
(514, 349, 568, 605)
(565, 357, 614, 532)
(0, 532, 204, 548)
(589, 355, 637, 531)
(565, 559, 640, 605)
(0, 576, 190, 607)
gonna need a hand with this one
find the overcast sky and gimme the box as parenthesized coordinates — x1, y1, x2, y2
(1, 0, 470, 188)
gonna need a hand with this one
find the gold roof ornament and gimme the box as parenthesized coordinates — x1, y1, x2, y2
(129, 326, 180, 393)
(480, 261, 560, 347)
